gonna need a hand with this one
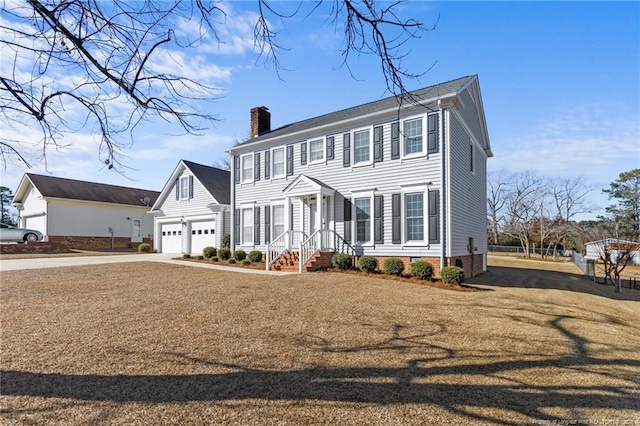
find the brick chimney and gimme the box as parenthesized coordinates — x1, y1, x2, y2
(250, 106, 271, 138)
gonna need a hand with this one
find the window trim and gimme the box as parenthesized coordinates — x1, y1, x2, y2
(240, 206, 253, 245)
(350, 190, 375, 246)
(400, 184, 430, 246)
(241, 153, 253, 183)
(271, 203, 285, 240)
(351, 127, 373, 167)
(404, 192, 425, 243)
(401, 114, 426, 159)
(271, 147, 286, 179)
(470, 138, 476, 175)
(179, 176, 190, 200)
(308, 138, 325, 164)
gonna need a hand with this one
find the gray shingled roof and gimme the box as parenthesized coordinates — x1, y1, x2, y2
(243, 75, 475, 145)
(182, 160, 230, 205)
(25, 173, 160, 207)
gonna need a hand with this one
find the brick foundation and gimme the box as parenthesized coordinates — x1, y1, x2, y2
(46, 236, 153, 250)
(365, 254, 486, 278)
(0, 241, 72, 254)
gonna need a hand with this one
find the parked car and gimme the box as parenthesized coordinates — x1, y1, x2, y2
(0, 223, 43, 243)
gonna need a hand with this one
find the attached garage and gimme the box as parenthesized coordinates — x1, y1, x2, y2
(190, 220, 216, 255)
(160, 223, 182, 254)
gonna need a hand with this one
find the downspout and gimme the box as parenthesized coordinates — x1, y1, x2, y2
(439, 99, 446, 270)
(230, 153, 236, 252)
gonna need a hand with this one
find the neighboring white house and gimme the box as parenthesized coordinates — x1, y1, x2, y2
(150, 160, 231, 254)
(228, 75, 492, 276)
(585, 238, 640, 265)
(11, 173, 159, 249)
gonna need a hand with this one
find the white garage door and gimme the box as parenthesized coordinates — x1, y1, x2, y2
(161, 223, 182, 253)
(24, 215, 45, 234)
(190, 220, 216, 254)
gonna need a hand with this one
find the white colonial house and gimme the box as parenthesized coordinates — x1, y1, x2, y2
(11, 173, 159, 249)
(150, 160, 231, 254)
(228, 75, 492, 276)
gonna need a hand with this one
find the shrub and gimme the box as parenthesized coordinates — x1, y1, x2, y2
(218, 248, 231, 260)
(196, 255, 204, 260)
(221, 233, 231, 248)
(410, 260, 433, 280)
(383, 258, 404, 276)
(137, 243, 152, 253)
(182, 253, 191, 259)
(248, 250, 263, 262)
(211, 256, 219, 262)
(233, 249, 247, 261)
(228, 258, 236, 264)
(242, 259, 251, 266)
(202, 246, 217, 258)
(441, 266, 465, 284)
(358, 256, 378, 273)
(331, 253, 353, 270)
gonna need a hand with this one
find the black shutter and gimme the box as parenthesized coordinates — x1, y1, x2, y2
(175, 178, 180, 200)
(264, 150, 270, 179)
(391, 121, 400, 159)
(286, 145, 294, 176)
(234, 209, 240, 245)
(343, 133, 350, 167)
(188, 175, 194, 199)
(373, 125, 383, 163)
(428, 190, 440, 243)
(427, 113, 439, 154)
(233, 156, 240, 183)
(326, 136, 335, 160)
(374, 195, 383, 244)
(254, 152, 261, 181)
(392, 193, 401, 244)
(254, 206, 260, 245)
(343, 197, 352, 243)
(264, 206, 271, 243)
(300, 142, 307, 165)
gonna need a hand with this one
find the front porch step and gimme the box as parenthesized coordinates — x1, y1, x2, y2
(270, 251, 334, 272)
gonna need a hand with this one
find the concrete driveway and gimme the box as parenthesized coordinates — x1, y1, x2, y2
(0, 253, 291, 275)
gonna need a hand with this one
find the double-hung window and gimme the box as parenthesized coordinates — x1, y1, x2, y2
(179, 176, 190, 199)
(354, 198, 371, 243)
(405, 193, 424, 241)
(353, 129, 370, 165)
(241, 154, 253, 183)
(242, 208, 253, 244)
(272, 147, 285, 178)
(309, 139, 324, 163)
(403, 117, 423, 156)
(272, 204, 285, 238)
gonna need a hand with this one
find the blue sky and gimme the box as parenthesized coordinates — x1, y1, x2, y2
(2, 1, 638, 220)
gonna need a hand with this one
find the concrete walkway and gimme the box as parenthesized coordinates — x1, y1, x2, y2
(0, 253, 293, 275)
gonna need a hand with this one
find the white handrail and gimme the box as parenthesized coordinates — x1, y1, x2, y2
(299, 229, 356, 272)
(265, 230, 308, 270)
(299, 229, 322, 273)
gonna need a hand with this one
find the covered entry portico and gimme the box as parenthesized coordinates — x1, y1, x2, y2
(267, 175, 352, 271)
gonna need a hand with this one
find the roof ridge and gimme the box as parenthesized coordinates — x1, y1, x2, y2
(26, 173, 159, 193)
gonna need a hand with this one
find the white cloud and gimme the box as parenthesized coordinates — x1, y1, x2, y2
(491, 103, 639, 184)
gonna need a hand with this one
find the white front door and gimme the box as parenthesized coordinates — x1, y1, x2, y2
(308, 200, 317, 236)
(131, 219, 142, 243)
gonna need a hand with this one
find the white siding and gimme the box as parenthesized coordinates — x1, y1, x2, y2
(233, 110, 443, 258)
(19, 184, 48, 234)
(47, 199, 154, 238)
(153, 165, 231, 253)
(447, 111, 488, 257)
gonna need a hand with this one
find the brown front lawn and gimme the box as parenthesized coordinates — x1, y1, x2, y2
(1, 258, 639, 425)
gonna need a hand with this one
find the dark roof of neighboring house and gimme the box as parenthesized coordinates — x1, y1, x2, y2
(24, 173, 160, 207)
(182, 160, 230, 205)
(242, 75, 475, 145)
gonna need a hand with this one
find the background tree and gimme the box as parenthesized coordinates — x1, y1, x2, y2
(1, 0, 435, 171)
(0, 186, 17, 225)
(603, 168, 640, 240)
